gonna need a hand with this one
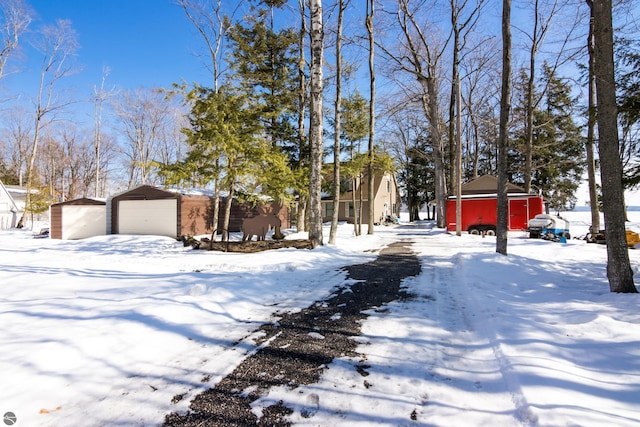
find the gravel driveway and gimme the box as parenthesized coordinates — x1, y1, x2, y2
(164, 241, 421, 426)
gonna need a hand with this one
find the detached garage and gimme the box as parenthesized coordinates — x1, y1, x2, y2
(50, 198, 106, 240)
(110, 185, 291, 239)
(110, 186, 186, 238)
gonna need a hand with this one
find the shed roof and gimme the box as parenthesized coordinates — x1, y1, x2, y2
(52, 197, 106, 207)
(110, 185, 179, 201)
(461, 175, 526, 195)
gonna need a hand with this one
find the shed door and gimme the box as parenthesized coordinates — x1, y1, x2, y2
(62, 205, 106, 240)
(118, 199, 177, 237)
(508, 199, 529, 230)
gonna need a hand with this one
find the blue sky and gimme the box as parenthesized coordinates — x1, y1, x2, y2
(4, 0, 212, 100)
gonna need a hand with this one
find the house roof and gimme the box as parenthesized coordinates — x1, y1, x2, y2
(461, 175, 527, 195)
(0, 180, 21, 212)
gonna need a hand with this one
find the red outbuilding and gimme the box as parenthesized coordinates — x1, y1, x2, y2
(446, 175, 544, 235)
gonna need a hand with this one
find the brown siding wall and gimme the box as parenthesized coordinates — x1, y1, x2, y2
(217, 201, 290, 234)
(179, 194, 214, 236)
(50, 205, 62, 239)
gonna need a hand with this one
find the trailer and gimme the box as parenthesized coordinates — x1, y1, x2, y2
(446, 194, 544, 235)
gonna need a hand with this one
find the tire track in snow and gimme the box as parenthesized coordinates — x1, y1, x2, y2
(450, 251, 539, 426)
(410, 235, 536, 426)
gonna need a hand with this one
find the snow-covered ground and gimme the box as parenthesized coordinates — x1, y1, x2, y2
(1, 208, 639, 426)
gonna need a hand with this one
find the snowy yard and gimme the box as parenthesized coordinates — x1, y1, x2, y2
(1, 208, 639, 426)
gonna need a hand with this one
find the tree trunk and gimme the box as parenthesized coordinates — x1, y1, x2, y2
(592, 0, 637, 292)
(451, 3, 462, 236)
(308, 0, 324, 247)
(329, 0, 345, 245)
(352, 175, 359, 235)
(221, 187, 234, 242)
(585, 0, 600, 233)
(358, 174, 363, 234)
(296, 0, 307, 234)
(208, 175, 221, 245)
(496, 0, 512, 256)
(523, 0, 539, 194)
(455, 79, 462, 236)
(366, 0, 375, 235)
(297, 195, 307, 232)
(428, 77, 447, 229)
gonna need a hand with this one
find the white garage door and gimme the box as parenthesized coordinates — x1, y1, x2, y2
(118, 199, 177, 237)
(62, 205, 106, 240)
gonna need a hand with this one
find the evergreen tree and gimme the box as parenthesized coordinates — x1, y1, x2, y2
(617, 38, 640, 131)
(402, 142, 433, 221)
(616, 38, 640, 188)
(512, 64, 584, 209)
(227, 7, 299, 156)
(162, 86, 265, 241)
(530, 64, 585, 211)
(227, 4, 301, 232)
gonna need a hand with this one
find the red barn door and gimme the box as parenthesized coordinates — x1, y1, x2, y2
(508, 199, 529, 230)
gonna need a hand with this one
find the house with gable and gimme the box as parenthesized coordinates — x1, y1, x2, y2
(321, 170, 400, 225)
(0, 180, 21, 230)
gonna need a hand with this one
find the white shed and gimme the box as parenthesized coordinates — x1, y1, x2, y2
(50, 198, 106, 240)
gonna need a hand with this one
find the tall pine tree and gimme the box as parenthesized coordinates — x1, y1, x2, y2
(531, 64, 585, 211)
(512, 64, 584, 210)
(227, 7, 299, 156)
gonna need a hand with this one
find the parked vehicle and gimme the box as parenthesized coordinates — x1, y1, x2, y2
(585, 228, 640, 248)
(527, 214, 570, 239)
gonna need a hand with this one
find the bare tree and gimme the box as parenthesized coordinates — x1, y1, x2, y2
(449, 0, 484, 236)
(592, 0, 637, 293)
(459, 38, 500, 179)
(19, 19, 78, 228)
(58, 126, 82, 199)
(41, 125, 94, 201)
(308, 0, 324, 247)
(1, 104, 31, 185)
(38, 132, 63, 200)
(178, 0, 242, 241)
(383, 0, 449, 228)
(93, 66, 114, 198)
(64, 126, 103, 198)
(515, 0, 586, 193)
(0, 0, 32, 80)
(520, 0, 558, 194)
(177, 0, 241, 91)
(496, 0, 512, 255)
(112, 88, 174, 187)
